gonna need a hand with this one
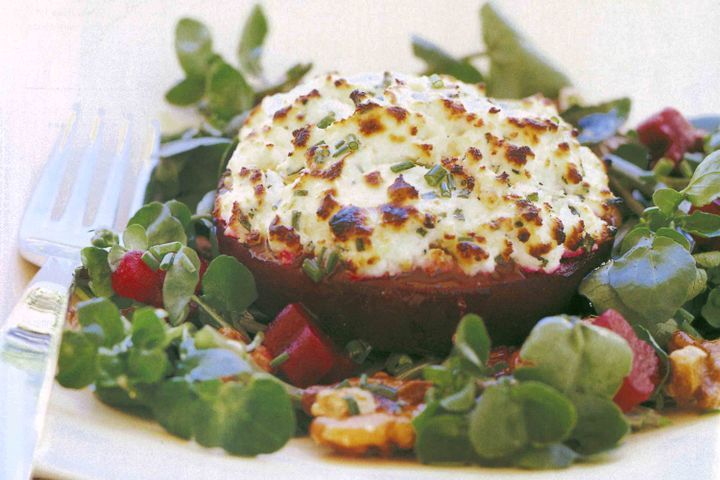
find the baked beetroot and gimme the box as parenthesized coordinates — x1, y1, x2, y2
(637, 107, 704, 166)
(218, 220, 614, 355)
(592, 309, 661, 412)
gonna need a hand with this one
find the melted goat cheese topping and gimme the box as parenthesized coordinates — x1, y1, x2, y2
(216, 72, 616, 277)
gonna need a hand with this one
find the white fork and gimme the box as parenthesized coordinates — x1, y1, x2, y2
(0, 109, 158, 480)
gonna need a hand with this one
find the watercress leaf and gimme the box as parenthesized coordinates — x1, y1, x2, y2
(515, 444, 578, 470)
(149, 378, 200, 439)
(652, 188, 685, 216)
(131, 307, 167, 350)
(163, 246, 200, 325)
(480, 3, 570, 98)
(642, 206, 671, 231)
(175, 18, 213, 76)
(411, 35, 483, 83)
(237, 4, 268, 77)
(682, 150, 720, 206)
(679, 211, 720, 238)
(177, 348, 252, 381)
(453, 313, 491, 368)
(127, 348, 169, 384)
(201, 255, 258, 314)
(166, 200, 193, 231)
(165, 76, 205, 106)
(206, 60, 254, 122)
(94, 385, 147, 411)
(80, 247, 113, 297)
(122, 224, 148, 251)
(218, 375, 296, 455)
(619, 226, 652, 255)
(577, 109, 624, 145)
(561, 97, 631, 127)
(56, 331, 98, 389)
(566, 393, 629, 455)
(513, 381, 576, 445)
(414, 414, 477, 464)
(77, 298, 125, 347)
(469, 380, 528, 459)
(515, 316, 632, 398)
(695, 251, 720, 269)
(655, 227, 691, 251)
(701, 287, 720, 327)
(128, 202, 187, 246)
(439, 380, 477, 412)
(611, 142, 648, 169)
(609, 236, 697, 328)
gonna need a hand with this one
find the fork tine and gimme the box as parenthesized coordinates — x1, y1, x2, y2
(21, 109, 81, 230)
(91, 115, 132, 230)
(58, 111, 106, 227)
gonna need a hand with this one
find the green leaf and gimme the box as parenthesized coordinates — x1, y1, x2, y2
(80, 247, 113, 297)
(577, 109, 624, 145)
(201, 255, 258, 315)
(655, 227, 691, 251)
(127, 202, 188, 246)
(216, 376, 296, 455)
(679, 211, 720, 238)
(177, 348, 252, 381)
(77, 298, 125, 347)
(56, 331, 98, 389)
(611, 142, 648, 168)
(123, 224, 148, 251)
(131, 307, 167, 350)
(701, 287, 720, 327)
(206, 61, 254, 122)
(480, 3, 571, 98)
(514, 316, 632, 398)
(468, 380, 576, 460)
(515, 444, 578, 470)
(163, 246, 200, 325)
(166, 199, 193, 231)
(165, 76, 205, 106)
(652, 188, 684, 216)
(561, 97, 632, 126)
(237, 4, 268, 77)
(414, 414, 477, 464)
(580, 235, 698, 337)
(411, 35, 483, 83)
(439, 380, 477, 412)
(149, 379, 200, 439)
(682, 150, 720, 206)
(566, 394, 629, 455)
(127, 348, 169, 384)
(175, 18, 213, 76)
(453, 313, 491, 368)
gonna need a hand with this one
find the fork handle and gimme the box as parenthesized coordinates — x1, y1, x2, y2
(0, 257, 75, 480)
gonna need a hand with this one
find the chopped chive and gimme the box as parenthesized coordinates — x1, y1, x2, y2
(335, 379, 351, 389)
(390, 160, 416, 173)
(439, 179, 452, 197)
(457, 189, 471, 199)
(325, 250, 340, 275)
(359, 373, 369, 388)
(334, 139, 346, 149)
(302, 258, 323, 283)
(458, 236, 473, 242)
(269, 351, 290, 369)
(346, 339, 373, 364)
(344, 396, 360, 416)
(291, 211, 301, 230)
(317, 112, 336, 129)
(141, 251, 160, 271)
(527, 192, 539, 202)
(453, 208, 465, 221)
(355, 238, 366, 251)
(429, 74, 444, 88)
(333, 144, 350, 157)
(294, 189, 309, 196)
(446, 173, 456, 189)
(158, 252, 175, 271)
(421, 191, 438, 200)
(347, 140, 359, 151)
(416, 227, 428, 237)
(287, 166, 304, 176)
(313, 145, 330, 162)
(424, 165, 447, 186)
(386, 353, 413, 376)
(317, 246, 328, 269)
(366, 383, 398, 400)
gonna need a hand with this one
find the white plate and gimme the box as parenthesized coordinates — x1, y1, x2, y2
(33, 384, 720, 480)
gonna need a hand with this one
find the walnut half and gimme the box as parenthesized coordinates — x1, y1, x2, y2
(666, 331, 720, 409)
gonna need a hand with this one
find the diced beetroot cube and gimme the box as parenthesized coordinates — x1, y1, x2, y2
(280, 325, 336, 387)
(637, 107, 704, 165)
(592, 309, 661, 412)
(111, 250, 166, 307)
(321, 352, 360, 384)
(264, 303, 312, 356)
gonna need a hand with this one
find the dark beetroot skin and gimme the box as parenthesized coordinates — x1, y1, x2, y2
(218, 221, 613, 355)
